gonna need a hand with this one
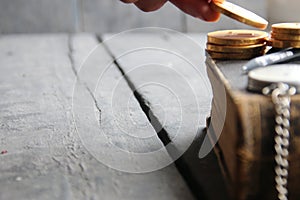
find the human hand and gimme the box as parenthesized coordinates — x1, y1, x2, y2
(120, 0, 221, 22)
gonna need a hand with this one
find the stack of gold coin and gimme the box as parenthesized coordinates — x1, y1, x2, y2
(271, 23, 300, 48)
(206, 30, 268, 60)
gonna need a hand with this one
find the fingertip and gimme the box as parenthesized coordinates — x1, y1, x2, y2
(205, 12, 221, 22)
(134, 0, 167, 12)
(207, 0, 224, 21)
(199, 2, 221, 22)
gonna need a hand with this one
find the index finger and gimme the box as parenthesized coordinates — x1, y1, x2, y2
(170, 0, 222, 22)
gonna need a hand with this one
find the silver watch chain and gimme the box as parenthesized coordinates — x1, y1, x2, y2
(263, 83, 296, 200)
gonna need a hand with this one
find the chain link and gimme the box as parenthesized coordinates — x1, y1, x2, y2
(263, 83, 296, 200)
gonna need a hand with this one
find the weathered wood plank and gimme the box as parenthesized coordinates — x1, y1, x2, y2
(0, 0, 77, 33)
(103, 32, 229, 199)
(81, 0, 185, 32)
(0, 34, 195, 199)
(0, 34, 78, 199)
(70, 33, 195, 199)
(102, 32, 211, 146)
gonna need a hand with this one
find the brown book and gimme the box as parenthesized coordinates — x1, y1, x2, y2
(205, 54, 300, 200)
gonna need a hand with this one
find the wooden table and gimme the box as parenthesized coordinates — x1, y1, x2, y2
(0, 33, 229, 200)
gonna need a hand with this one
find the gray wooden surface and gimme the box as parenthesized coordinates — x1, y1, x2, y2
(0, 32, 231, 199)
(0, 0, 267, 33)
(102, 32, 229, 199)
(0, 34, 197, 199)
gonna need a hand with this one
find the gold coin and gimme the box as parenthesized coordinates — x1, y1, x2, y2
(210, 0, 268, 29)
(271, 32, 300, 41)
(206, 43, 266, 53)
(272, 23, 300, 34)
(207, 30, 268, 46)
(271, 39, 300, 48)
(206, 50, 264, 60)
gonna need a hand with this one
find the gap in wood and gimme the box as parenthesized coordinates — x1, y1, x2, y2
(96, 34, 217, 200)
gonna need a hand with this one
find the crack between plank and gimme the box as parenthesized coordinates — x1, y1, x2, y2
(96, 35, 203, 200)
(68, 35, 102, 123)
(66, 34, 100, 199)
(96, 34, 172, 146)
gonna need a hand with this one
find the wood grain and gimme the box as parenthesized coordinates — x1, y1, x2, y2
(0, 34, 195, 199)
(103, 32, 229, 200)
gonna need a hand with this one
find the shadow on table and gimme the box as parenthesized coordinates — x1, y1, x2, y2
(174, 127, 230, 200)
